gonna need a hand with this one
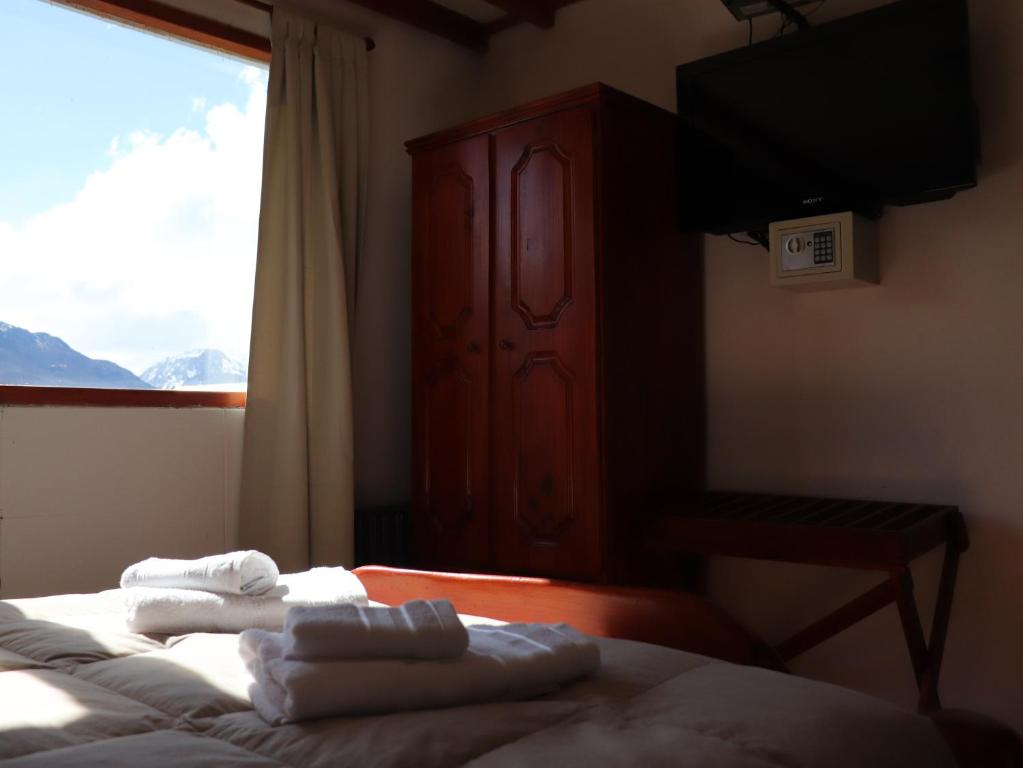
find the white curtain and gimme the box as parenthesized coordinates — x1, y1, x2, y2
(239, 6, 368, 572)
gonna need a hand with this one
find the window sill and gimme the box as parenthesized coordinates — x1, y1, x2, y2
(0, 386, 246, 409)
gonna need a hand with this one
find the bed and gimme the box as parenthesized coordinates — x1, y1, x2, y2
(0, 566, 990, 767)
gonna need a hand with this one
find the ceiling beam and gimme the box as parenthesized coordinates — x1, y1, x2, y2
(343, 0, 489, 52)
(485, 0, 554, 28)
(485, 0, 581, 36)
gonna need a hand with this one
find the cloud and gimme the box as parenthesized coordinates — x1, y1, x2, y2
(239, 66, 264, 87)
(0, 65, 268, 375)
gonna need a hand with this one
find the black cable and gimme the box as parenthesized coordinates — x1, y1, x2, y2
(775, 0, 828, 37)
(804, 0, 829, 18)
(747, 17, 753, 47)
(767, 0, 810, 29)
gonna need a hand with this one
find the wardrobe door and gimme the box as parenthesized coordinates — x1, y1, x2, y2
(411, 136, 490, 571)
(491, 107, 603, 581)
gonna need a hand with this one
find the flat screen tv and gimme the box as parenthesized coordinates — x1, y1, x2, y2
(677, 0, 977, 238)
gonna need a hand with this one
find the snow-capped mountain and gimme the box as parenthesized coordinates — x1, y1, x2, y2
(0, 321, 151, 389)
(141, 349, 247, 390)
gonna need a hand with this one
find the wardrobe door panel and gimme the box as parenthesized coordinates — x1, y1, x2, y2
(411, 136, 490, 570)
(492, 107, 602, 581)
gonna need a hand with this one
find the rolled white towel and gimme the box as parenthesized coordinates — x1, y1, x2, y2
(120, 551, 279, 596)
(123, 567, 367, 634)
(283, 599, 468, 661)
(240, 622, 601, 724)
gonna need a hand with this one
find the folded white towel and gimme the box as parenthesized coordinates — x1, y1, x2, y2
(124, 567, 367, 634)
(120, 551, 279, 596)
(240, 622, 601, 724)
(282, 599, 468, 661)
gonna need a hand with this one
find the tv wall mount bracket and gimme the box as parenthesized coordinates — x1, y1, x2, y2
(720, 0, 812, 29)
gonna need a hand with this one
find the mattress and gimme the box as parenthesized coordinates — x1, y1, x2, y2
(0, 589, 955, 767)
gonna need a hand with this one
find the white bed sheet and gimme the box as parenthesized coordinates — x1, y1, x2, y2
(0, 590, 955, 767)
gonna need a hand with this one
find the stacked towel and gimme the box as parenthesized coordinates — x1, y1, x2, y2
(283, 599, 468, 660)
(120, 551, 279, 595)
(240, 621, 601, 724)
(124, 567, 368, 634)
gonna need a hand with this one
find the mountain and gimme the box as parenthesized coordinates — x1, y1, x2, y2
(0, 322, 151, 389)
(141, 349, 247, 390)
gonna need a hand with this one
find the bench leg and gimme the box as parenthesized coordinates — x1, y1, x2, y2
(920, 545, 961, 712)
(772, 551, 961, 713)
(892, 568, 942, 712)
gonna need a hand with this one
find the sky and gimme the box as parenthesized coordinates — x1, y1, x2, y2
(0, 0, 267, 374)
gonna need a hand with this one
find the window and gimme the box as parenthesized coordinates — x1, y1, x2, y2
(0, 0, 268, 405)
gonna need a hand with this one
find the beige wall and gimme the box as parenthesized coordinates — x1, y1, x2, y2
(475, 0, 1023, 729)
(345, 11, 484, 509)
(0, 406, 244, 598)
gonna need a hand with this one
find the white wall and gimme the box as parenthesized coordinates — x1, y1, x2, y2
(0, 406, 244, 597)
(345, 8, 485, 509)
(474, 0, 1023, 730)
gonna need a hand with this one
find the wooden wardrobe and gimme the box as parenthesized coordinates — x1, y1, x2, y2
(407, 83, 703, 584)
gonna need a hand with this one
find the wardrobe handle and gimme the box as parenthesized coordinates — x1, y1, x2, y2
(498, 339, 515, 351)
(466, 341, 481, 354)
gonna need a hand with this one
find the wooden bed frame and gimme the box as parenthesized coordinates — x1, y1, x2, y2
(354, 565, 784, 670)
(352, 566, 1023, 768)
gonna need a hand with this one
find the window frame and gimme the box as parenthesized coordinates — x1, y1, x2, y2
(0, 0, 270, 409)
(61, 0, 272, 65)
(0, 385, 247, 409)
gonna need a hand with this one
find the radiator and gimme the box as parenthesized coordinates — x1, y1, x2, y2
(354, 505, 411, 567)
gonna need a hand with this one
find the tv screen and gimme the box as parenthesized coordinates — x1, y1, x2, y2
(677, 0, 977, 237)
